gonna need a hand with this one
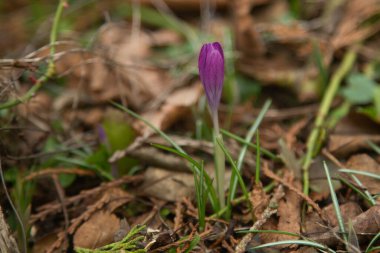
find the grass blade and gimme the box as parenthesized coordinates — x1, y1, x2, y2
(220, 129, 278, 160)
(347, 219, 360, 253)
(194, 162, 207, 232)
(365, 231, 380, 253)
(216, 137, 250, 215)
(227, 99, 271, 217)
(55, 156, 113, 180)
(339, 168, 380, 180)
(349, 174, 376, 206)
(367, 140, 380, 154)
(152, 143, 214, 213)
(323, 161, 348, 244)
(236, 229, 299, 238)
(251, 240, 335, 253)
(151, 143, 202, 169)
(184, 234, 201, 253)
(303, 49, 357, 195)
(111, 102, 184, 152)
(112, 102, 220, 211)
(338, 176, 376, 206)
(150, 143, 219, 212)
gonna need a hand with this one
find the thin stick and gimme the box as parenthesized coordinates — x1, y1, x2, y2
(51, 175, 70, 242)
(0, 0, 66, 110)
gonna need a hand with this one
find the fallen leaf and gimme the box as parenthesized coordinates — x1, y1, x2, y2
(141, 167, 196, 202)
(345, 154, 380, 194)
(276, 172, 301, 243)
(250, 183, 269, 220)
(305, 202, 362, 237)
(310, 205, 380, 247)
(136, 82, 203, 135)
(141, 166, 231, 202)
(331, 0, 380, 50)
(328, 135, 380, 158)
(74, 211, 120, 249)
(89, 22, 169, 107)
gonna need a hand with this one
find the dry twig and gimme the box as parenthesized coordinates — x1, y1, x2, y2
(262, 162, 322, 215)
(235, 185, 285, 253)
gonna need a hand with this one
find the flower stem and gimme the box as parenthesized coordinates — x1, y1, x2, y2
(214, 131, 225, 209)
(212, 112, 225, 209)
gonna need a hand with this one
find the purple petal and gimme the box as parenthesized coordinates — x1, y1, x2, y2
(198, 42, 225, 115)
(97, 125, 107, 144)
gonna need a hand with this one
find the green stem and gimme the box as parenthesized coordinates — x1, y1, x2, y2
(302, 48, 357, 195)
(0, 0, 66, 110)
(214, 132, 225, 210)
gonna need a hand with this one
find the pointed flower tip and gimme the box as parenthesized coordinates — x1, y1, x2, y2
(198, 42, 225, 115)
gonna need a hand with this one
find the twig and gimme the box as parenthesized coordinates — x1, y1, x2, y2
(262, 163, 322, 215)
(47, 187, 132, 253)
(235, 185, 285, 253)
(0, 0, 67, 110)
(173, 201, 183, 232)
(322, 149, 344, 168)
(30, 174, 142, 223)
(51, 174, 70, 247)
(24, 167, 94, 181)
(302, 47, 357, 195)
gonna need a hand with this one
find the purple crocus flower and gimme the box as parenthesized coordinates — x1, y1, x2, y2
(198, 42, 225, 124)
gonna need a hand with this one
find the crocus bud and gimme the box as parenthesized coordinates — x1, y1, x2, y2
(198, 42, 225, 118)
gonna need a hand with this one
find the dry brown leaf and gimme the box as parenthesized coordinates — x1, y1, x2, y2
(296, 247, 319, 253)
(89, 22, 169, 106)
(141, 166, 231, 202)
(332, 0, 380, 50)
(345, 154, 380, 194)
(257, 23, 309, 43)
(250, 183, 269, 220)
(63, 108, 104, 126)
(141, 167, 195, 202)
(305, 202, 362, 237)
(74, 211, 120, 249)
(276, 180, 301, 243)
(17, 92, 52, 121)
(46, 187, 133, 253)
(32, 233, 58, 253)
(136, 82, 202, 135)
(310, 205, 380, 247)
(328, 135, 380, 157)
(263, 164, 322, 214)
(232, 0, 324, 100)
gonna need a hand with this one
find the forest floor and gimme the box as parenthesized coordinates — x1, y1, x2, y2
(0, 0, 379, 252)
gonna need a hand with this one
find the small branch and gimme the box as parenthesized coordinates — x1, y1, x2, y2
(235, 185, 285, 253)
(0, 0, 67, 110)
(51, 175, 70, 245)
